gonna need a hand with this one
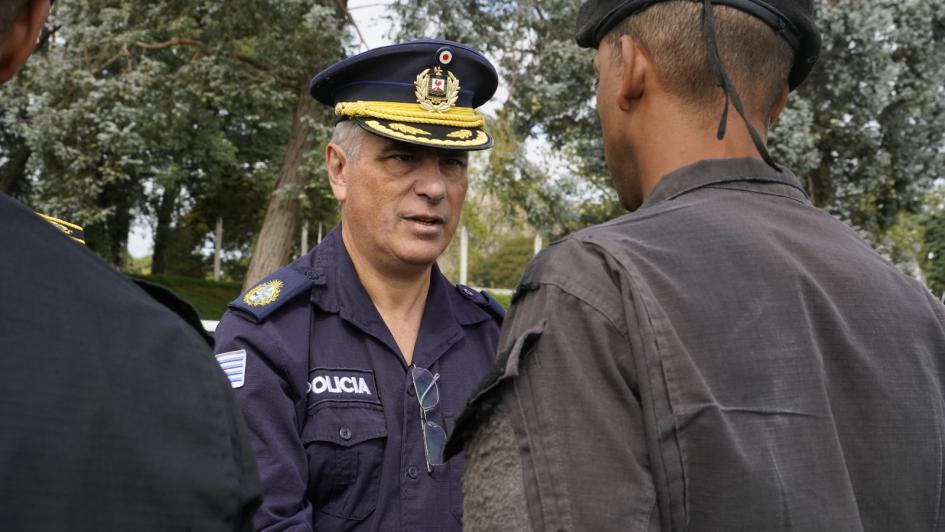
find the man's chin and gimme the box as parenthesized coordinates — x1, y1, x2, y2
(393, 242, 448, 269)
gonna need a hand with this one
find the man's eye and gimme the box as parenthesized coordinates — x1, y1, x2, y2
(444, 158, 467, 168)
(390, 153, 414, 162)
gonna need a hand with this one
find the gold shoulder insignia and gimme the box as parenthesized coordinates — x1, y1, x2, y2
(244, 280, 284, 307)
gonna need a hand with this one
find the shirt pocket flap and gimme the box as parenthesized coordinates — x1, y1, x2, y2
(302, 404, 387, 447)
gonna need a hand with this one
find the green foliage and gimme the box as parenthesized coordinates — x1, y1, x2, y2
(921, 189, 945, 297)
(924, 217, 945, 297)
(393, 0, 945, 253)
(772, 0, 945, 240)
(471, 235, 535, 288)
(1, 0, 347, 268)
(486, 290, 512, 310)
(125, 254, 153, 276)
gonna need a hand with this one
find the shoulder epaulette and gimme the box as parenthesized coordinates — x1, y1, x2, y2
(456, 284, 505, 324)
(229, 267, 313, 323)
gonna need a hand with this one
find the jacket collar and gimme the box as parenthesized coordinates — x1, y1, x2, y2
(298, 226, 484, 367)
(642, 158, 809, 208)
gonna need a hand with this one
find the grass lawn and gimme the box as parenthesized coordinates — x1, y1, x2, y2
(131, 274, 242, 321)
(131, 274, 513, 321)
(487, 291, 512, 309)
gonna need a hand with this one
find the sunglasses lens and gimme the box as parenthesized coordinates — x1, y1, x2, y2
(422, 420, 447, 467)
(411, 366, 439, 411)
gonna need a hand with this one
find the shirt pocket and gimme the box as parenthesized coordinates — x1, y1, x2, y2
(302, 403, 387, 521)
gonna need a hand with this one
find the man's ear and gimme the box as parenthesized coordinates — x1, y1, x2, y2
(325, 142, 349, 203)
(0, 0, 51, 83)
(617, 35, 646, 112)
(767, 85, 790, 128)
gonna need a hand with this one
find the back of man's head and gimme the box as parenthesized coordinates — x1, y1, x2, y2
(607, 1, 793, 128)
(0, 0, 49, 83)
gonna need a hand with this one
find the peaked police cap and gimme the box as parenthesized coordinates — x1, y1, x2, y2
(575, 0, 821, 90)
(310, 40, 498, 150)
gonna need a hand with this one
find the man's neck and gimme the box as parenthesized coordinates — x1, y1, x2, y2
(341, 224, 431, 364)
(633, 99, 769, 202)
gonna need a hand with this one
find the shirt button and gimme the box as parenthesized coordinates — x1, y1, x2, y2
(407, 384, 416, 397)
(339, 426, 352, 440)
(406, 466, 419, 479)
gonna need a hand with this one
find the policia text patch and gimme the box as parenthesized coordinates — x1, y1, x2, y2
(308, 368, 381, 407)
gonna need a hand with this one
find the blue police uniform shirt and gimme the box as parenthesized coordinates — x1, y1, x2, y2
(214, 227, 502, 532)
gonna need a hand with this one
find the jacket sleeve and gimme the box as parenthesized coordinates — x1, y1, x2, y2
(215, 310, 313, 532)
(458, 238, 659, 531)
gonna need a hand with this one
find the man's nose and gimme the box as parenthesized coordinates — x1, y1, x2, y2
(413, 159, 447, 203)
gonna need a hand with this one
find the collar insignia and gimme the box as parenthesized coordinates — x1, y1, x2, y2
(415, 46, 460, 113)
(243, 279, 283, 307)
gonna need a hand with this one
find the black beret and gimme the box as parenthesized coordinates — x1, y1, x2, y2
(310, 40, 499, 150)
(575, 0, 821, 90)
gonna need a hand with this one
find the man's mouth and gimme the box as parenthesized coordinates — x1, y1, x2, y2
(404, 214, 444, 226)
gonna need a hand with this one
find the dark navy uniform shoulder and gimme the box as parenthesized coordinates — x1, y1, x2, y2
(228, 265, 314, 323)
(455, 284, 505, 324)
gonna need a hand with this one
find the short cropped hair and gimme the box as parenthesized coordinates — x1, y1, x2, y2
(329, 120, 365, 161)
(607, 0, 794, 125)
(0, 0, 31, 43)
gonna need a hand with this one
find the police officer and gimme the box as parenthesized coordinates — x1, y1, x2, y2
(447, 1, 945, 531)
(0, 1, 261, 529)
(213, 40, 503, 532)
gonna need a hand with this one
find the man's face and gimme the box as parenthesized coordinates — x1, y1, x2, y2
(334, 131, 469, 273)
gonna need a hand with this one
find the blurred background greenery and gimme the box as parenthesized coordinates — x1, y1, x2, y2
(3, 0, 943, 318)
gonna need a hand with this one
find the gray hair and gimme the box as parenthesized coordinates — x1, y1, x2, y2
(329, 120, 365, 161)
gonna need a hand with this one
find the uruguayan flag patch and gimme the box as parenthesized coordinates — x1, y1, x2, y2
(216, 350, 247, 388)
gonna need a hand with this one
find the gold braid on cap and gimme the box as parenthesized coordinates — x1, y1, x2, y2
(334, 101, 485, 128)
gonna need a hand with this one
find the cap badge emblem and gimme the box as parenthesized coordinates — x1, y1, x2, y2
(243, 279, 283, 307)
(415, 47, 460, 113)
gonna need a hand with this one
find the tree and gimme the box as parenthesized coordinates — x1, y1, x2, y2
(1, 0, 348, 276)
(392, 0, 945, 251)
(239, 0, 352, 289)
(470, 234, 535, 288)
(772, 0, 945, 240)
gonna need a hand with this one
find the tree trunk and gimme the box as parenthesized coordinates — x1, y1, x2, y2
(213, 216, 223, 282)
(301, 220, 309, 258)
(86, 179, 134, 269)
(151, 181, 179, 275)
(0, 139, 31, 197)
(243, 84, 321, 290)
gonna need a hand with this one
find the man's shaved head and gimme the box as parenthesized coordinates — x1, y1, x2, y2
(606, 1, 793, 127)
